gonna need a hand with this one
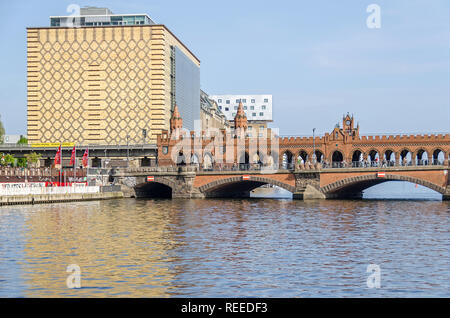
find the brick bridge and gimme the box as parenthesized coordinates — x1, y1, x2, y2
(109, 113, 450, 200)
(112, 165, 450, 200)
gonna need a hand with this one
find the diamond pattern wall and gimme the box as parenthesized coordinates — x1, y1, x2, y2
(26, 25, 191, 145)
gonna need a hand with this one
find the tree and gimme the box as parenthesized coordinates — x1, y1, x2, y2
(25, 152, 42, 168)
(17, 157, 27, 168)
(3, 154, 15, 167)
(17, 135, 28, 145)
(0, 115, 5, 144)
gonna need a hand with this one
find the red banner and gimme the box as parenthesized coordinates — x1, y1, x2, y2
(82, 148, 89, 168)
(70, 146, 76, 166)
(54, 144, 61, 166)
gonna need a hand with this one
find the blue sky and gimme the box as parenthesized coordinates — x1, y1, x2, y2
(0, 0, 449, 136)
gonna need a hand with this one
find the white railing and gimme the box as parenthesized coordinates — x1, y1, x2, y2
(0, 183, 100, 196)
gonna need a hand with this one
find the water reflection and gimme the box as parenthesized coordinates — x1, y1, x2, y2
(0, 195, 448, 297)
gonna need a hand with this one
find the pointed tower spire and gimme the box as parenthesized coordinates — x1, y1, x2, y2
(234, 100, 248, 130)
(170, 104, 183, 133)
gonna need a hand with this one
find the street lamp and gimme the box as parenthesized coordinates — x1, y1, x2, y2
(312, 128, 316, 164)
(126, 135, 130, 168)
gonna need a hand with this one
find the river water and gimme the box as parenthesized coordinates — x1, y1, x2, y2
(0, 182, 448, 297)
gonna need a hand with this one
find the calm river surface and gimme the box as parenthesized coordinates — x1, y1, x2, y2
(0, 183, 448, 297)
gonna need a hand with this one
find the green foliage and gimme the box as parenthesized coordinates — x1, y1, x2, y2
(17, 157, 27, 168)
(25, 152, 42, 167)
(17, 135, 28, 145)
(1, 153, 16, 167)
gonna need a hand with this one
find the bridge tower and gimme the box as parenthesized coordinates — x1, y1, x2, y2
(170, 104, 183, 133)
(234, 100, 248, 130)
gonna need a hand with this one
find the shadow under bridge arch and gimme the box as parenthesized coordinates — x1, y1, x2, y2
(134, 177, 176, 198)
(198, 176, 296, 198)
(321, 173, 446, 199)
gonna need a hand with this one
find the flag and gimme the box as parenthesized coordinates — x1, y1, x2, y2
(82, 148, 89, 168)
(70, 146, 76, 166)
(54, 144, 61, 166)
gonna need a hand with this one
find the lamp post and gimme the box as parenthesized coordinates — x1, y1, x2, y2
(126, 135, 130, 168)
(312, 128, 316, 164)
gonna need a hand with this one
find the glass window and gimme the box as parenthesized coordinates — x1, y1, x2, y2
(251, 99, 255, 103)
(264, 98, 269, 103)
(258, 133, 263, 137)
(234, 106, 238, 110)
(248, 133, 252, 137)
(232, 112, 236, 117)
(123, 16, 135, 25)
(252, 112, 256, 117)
(260, 126, 265, 130)
(218, 99, 222, 103)
(135, 16, 145, 23)
(226, 100, 230, 104)
(248, 126, 252, 130)
(244, 106, 247, 110)
(262, 105, 266, 110)
(236, 99, 240, 103)
(225, 107, 229, 111)
(242, 99, 246, 103)
(260, 112, 264, 116)
(219, 106, 222, 110)
(250, 106, 254, 110)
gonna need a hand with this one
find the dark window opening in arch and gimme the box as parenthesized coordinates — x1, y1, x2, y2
(432, 149, 445, 165)
(400, 150, 412, 166)
(416, 149, 429, 166)
(332, 151, 343, 167)
(314, 150, 323, 163)
(352, 150, 363, 167)
(282, 151, 294, 170)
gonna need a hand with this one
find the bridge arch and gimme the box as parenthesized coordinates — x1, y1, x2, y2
(432, 148, 446, 165)
(382, 149, 396, 161)
(134, 177, 176, 198)
(351, 149, 364, 163)
(282, 150, 294, 169)
(399, 148, 413, 165)
(199, 176, 296, 198)
(313, 150, 324, 163)
(321, 173, 446, 198)
(331, 150, 344, 167)
(297, 150, 309, 163)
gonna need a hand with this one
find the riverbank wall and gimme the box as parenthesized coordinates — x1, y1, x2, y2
(0, 191, 124, 206)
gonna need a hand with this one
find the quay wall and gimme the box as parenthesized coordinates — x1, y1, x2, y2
(0, 192, 123, 206)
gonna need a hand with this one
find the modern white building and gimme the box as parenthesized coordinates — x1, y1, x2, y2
(209, 95, 273, 122)
(208, 94, 273, 138)
(2, 135, 24, 144)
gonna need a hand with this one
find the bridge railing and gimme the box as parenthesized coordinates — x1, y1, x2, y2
(192, 159, 448, 172)
(0, 167, 87, 180)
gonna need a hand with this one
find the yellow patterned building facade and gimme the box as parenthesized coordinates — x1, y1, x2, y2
(27, 25, 200, 145)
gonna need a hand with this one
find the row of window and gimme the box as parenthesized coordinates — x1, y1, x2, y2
(247, 126, 265, 130)
(232, 112, 265, 117)
(219, 105, 266, 111)
(247, 133, 265, 138)
(218, 98, 269, 104)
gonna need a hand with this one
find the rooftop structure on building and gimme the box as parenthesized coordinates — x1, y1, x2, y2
(209, 94, 273, 122)
(2, 135, 25, 144)
(50, 6, 155, 27)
